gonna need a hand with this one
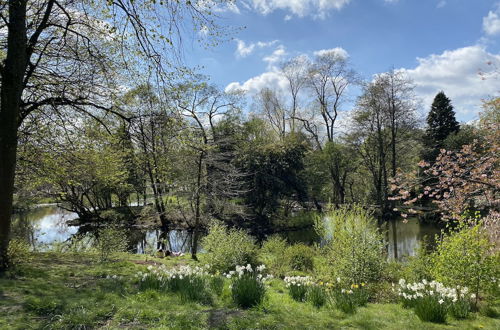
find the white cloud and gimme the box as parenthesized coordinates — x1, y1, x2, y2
(263, 45, 287, 68)
(400, 45, 500, 119)
(242, 0, 351, 19)
(313, 47, 349, 59)
(483, 6, 500, 36)
(226, 46, 353, 96)
(436, 1, 446, 9)
(384, 0, 399, 4)
(225, 71, 288, 95)
(196, 0, 240, 14)
(235, 39, 279, 58)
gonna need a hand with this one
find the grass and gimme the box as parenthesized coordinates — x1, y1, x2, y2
(0, 252, 499, 329)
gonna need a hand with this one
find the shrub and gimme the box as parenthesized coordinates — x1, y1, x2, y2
(259, 235, 288, 276)
(284, 276, 312, 302)
(202, 221, 257, 273)
(404, 242, 434, 283)
(283, 244, 315, 271)
(307, 284, 327, 308)
(94, 226, 128, 262)
(431, 223, 498, 300)
(316, 205, 385, 283)
(227, 264, 272, 309)
(7, 239, 32, 268)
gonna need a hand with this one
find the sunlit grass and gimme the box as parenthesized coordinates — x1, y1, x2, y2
(0, 252, 499, 329)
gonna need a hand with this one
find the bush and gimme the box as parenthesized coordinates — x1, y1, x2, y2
(228, 264, 271, 309)
(283, 244, 315, 272)
(404, 242, 434, 283)
(94, 226, 128, 262)
(284, 276, 312, 302)
(259, 235, 288, 276)
(316, 205, 385, 283)
(202, 221, 257, 273)
(7, 239, 32, 268)
(431, 223, 499, 299)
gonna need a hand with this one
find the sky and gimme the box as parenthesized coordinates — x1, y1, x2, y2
(185, 0, 500, 123)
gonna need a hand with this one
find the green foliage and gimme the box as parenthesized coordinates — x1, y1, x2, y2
(425, 91, 460, 154)
(24, 296, 64, 316)
(431, 223, 498, 297)
(239, 139, 308, 224)
(328, 283, 369, 314)
(94, 226, 128, 262)
(209, 276, 225, 296)
(178, 277, 212, 305)
(259, 235, 288, 276)
(7, 238, 33, 268)
(231, 272, 266, 309)
(316, 205, 385, 283)
(284, 243, 315, 271)
(413, 295, 448, 323)
(307, 285, 327, 308)
(201, 221, 257, 273)
(404, 243, 434, 283)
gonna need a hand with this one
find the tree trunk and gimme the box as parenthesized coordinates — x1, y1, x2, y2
(0, 0, 28, 270)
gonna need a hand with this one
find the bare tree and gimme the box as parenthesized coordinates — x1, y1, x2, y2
(255, 87, 288, 140)
(281, 55, 308, 133)
(306, 50, 358, 143)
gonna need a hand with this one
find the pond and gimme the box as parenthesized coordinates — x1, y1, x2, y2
(11, 205, 442, 261)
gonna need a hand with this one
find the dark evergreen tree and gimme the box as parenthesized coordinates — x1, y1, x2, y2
(424, 91, 460, 160)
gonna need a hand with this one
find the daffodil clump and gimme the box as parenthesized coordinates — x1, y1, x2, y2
(396, 279, 476, 323)
(327, 278, 369, 314)
(284, 276, 313, 302)
(136, 264, 214, 304)
(225, 264, 272, 308)
(306, 282, 328, 308)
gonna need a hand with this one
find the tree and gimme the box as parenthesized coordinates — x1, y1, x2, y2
(0, 0, 232, 269)
(424, 91, 460, 160)
(304, 50, 358, 143)
(174, 80, 245, 260)
(352, 70, 419, 214)
(392, 98, 499, 223)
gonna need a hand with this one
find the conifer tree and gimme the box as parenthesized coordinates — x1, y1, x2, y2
(424, 91, 460, 160)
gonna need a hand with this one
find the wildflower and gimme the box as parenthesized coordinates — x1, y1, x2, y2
(471, 293, 476, 299)
(438, 299, 444, 305)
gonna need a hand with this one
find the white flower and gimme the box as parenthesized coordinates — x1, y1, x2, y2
(471, 293, 476, 299)
(337, 277, 342, 283)
(438, 299, 444, 305)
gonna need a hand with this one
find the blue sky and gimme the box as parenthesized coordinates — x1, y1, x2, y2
(186, 0, 500, 122)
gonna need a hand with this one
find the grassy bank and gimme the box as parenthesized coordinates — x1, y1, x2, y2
(0, 252, 499, 329)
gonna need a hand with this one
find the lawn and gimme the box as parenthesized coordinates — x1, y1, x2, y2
(0, 252, 499, 329)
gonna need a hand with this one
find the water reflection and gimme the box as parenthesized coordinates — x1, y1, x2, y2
(11, 205, 78, 250)
(383, 218, 441, 261)
(12, 205, 442, 259)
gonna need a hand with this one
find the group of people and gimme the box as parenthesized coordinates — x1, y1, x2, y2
(156, 248, 184, 258)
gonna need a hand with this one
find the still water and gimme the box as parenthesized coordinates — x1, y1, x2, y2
(11, 205, 441, 261)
